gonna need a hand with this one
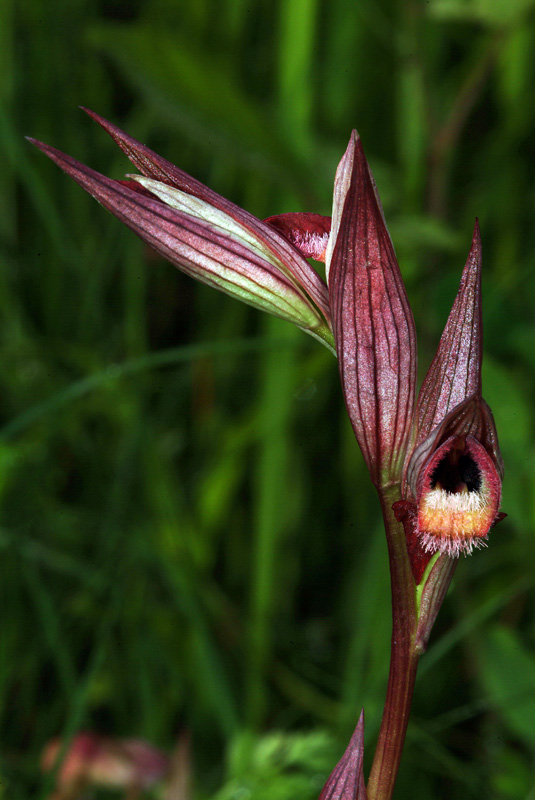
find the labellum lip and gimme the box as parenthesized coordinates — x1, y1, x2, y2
(263, 212, 331, 263)
(417, 434, 502, 557)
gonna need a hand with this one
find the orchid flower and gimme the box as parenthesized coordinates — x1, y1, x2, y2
(317, 133, 504, 800)
(30, 113, 504, 800)
(41, 732, 169, 797)
(28, 109, 334, 353)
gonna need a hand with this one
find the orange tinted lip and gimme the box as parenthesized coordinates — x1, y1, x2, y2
(416, 435, 501, 557)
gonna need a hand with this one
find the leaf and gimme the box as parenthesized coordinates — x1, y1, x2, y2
(318, 711, 367, 800)
(479, 625, 535, 749)
(429, 0, 535, 27)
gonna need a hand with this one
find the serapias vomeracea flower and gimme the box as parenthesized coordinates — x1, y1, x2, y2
(324, 132, 504, 575)
(27, 109, 334, 353)
(30, 111, 505, 799)
(41, 732, 169, 796)
(29, 112, 504, 570)
(319, 129, 504, 796)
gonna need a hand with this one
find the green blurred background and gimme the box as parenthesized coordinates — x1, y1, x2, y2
(2, 0, 535, 797)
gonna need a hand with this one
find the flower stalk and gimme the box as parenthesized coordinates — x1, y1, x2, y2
(367, 484, 419, 800)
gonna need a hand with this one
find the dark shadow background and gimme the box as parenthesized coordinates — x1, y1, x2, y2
(2, 0, 535, 797)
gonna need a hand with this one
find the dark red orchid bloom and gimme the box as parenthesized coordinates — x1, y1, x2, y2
(323, 132, 503, 570)
(271, 131, 504, 795)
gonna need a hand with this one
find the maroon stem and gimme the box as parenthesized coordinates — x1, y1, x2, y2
(366, 484, 420, 800)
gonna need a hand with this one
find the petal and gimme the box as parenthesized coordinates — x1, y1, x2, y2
(264, 212, 331, 262)
(327, 132, 417, 485)
(130, 177, 310, 281)
(406, 393, 503, 495)
(324, 135, 355, 283)
(81, 108, 332, 323)
(28, 139, 324, 330)
(318, 711, 367, 800)
(416, 221, 483, 445)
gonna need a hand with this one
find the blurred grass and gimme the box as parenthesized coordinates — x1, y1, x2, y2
(2, 0, 535, 797)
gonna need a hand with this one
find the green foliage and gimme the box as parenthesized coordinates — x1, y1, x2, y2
(479, 625, 535, 748)
(2, 0, 535, 798)
(430, 0, 535, 27)
(213, 729, 339, 800)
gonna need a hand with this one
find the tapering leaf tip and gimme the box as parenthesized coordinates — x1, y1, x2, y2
(415, 221, 483, 446)
(318, 710, 367, 800)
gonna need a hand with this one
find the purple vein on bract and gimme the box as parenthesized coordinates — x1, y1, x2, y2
(27, 137, 326, 333)
(80, 108, 332, 324)
(327, 132, 417, 487)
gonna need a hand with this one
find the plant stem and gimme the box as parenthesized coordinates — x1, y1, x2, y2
(366, 485, 419, 800)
